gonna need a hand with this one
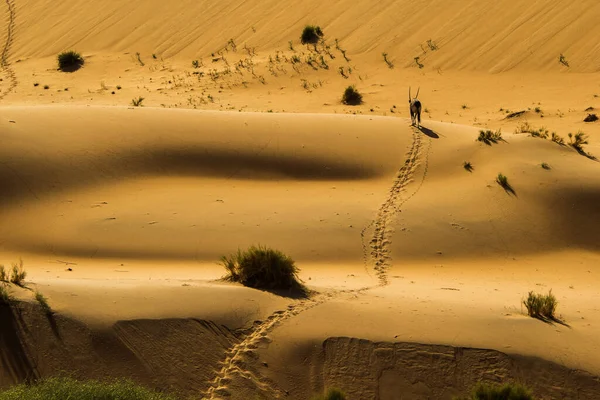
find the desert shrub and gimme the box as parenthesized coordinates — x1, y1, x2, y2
(35, 291, 52, 315)
(568, 131, 588, 153)
(477, 129, 502, 145)
(454, 382, 534, 400)
(221, 245, 303, 291)
(0, 264, 6, 282)
(313, 388, 347, 400)
(496, 173, 508, 187)
(551, 132, 564, 145)
(342, 85, 362, 105)
(584, 113, 598, 123)
(10, 259, 26, 286)
(0, 377, 177, 400)
(301, 25, 324, 45)
(541, 162, 550, 170)
(463, 161, 473, 172)
(131, 97, 145, 107)
(57, 50, 84, 72)
(523, 290, 557, 320)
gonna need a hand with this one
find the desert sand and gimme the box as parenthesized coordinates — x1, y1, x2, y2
(1, 0, 600, 399)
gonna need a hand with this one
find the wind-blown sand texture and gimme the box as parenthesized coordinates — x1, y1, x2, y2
(1, 0, 600, 399)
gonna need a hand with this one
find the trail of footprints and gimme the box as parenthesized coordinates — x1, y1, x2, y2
(204, 126, 430, 399)
(0, 0, 17, 101)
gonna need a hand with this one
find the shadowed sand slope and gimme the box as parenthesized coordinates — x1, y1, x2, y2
(8, 0, 600, 72)
(0, 301, 239, 397)
(310, 337, 600, 400)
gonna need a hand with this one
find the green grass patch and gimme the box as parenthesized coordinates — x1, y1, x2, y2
(301, 25, 324, 45)
(523, 289, 557, 320)
(58, 50, 84, 72)
(221, 245, 304, 293)
(0, 377, 177, 400)
(454, 382, 534, 400)
(342, 85, 362, 105)
(312, 388, 347, 400)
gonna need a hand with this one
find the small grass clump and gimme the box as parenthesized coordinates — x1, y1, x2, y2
(454, 382, 534, 400)
(568, 131, 588, 153)
(463, 161, 473, 172)
(131, 97, 145, 107)
(382, 52, 393, 69)
(584, 113, 598, 122)
(341, 85, 363, 105)
(541, 162, 551, 170)
(300, 25, 324, 45)
(0, 377, 177, 400)
(0, 285, 12, 305)
(10, 259, 26, 286)
(35, 291, 52, 315)
(221, 245, 304, 292)
(551, 132, 565, 145)
(496, 173, 515, 195)
(0, 264, 7, 282)
(477, 129, 502, 145)
(523, 289, 557, 320)
(312, 388, 347, 400)
(57, 50, 84, 72)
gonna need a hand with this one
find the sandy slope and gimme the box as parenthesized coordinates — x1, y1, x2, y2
(1, 0, 600, 399)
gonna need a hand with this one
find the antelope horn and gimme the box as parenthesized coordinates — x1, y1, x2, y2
(415, 87, 420, 99)
(409, 86, 411, 101)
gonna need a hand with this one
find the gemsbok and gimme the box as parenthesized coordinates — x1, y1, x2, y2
(409, 87, 422, 128)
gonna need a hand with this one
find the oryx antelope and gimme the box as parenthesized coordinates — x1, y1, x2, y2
(409, 87, 422, 128)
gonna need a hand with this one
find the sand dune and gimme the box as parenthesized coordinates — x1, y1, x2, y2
(1, 0, 600, 399)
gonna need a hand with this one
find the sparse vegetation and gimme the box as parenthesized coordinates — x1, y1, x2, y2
(33, 82, 39, 87)
(288, 40, 294, 51)
(131, 97, 145, 107)
(477, 129, 503, 145)
(584, 113, 598, 122)
(35, 291, 52, 315)
(342, 85, 363, 105)
(192, 59, 200, 69)
(568, 131, 589, 154)
(0, 285, 11, 305)
(414, 56, 424, 69)
(0, 377, 177, 400)
(136, 52, 145, 66)
(43, 85, 49, 90)
(426, 39, 439, 51)
(312, 388, 347, 400)
(116, 85, 122, 90)
(10, 259, 26, 286)
(454, 382, 534, 400)
(382, 52, 394, 68)
(551, 132, 565, 145)
(541, 162, 551, 170)
(463, 161, 473, 172)
(57, 50, 84, 72)
(301, 25, 324, 45)
(534, 107, 542, 114)
(559, 53, 569, 67)
(461, 104, 468, 110)
(0, 264, 6, 282)
(523, 290, 557, 321)
(496, 173, 515, 194)
(221, 245, 304, 292)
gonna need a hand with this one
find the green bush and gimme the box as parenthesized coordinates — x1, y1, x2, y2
(301, 25, 324, 44)
(0, 377, 177, 400)
(454, 382, 534, 400)
(342, 85, 363, 105)
(313, 388, 347, 400)
(523, 290, 557, 320)
(221, 245, 303, 291)
(57, 50, 84, 72)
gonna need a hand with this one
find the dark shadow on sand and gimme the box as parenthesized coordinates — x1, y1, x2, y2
(418, 126, 439, 139)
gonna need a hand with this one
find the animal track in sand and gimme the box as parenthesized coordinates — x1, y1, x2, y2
(203, 294, 327, 399)
(204, 125, 432, 399)
(0, 0, 17, 101)
(361, 126, 431, 286)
